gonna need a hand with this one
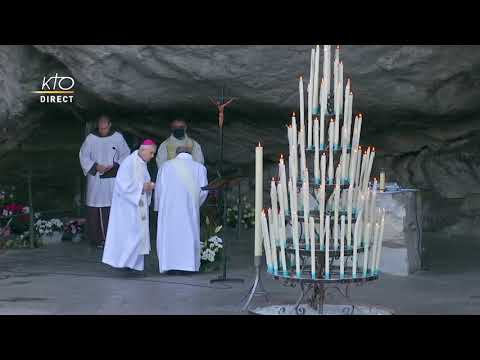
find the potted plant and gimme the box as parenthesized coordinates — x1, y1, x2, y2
(34, 218, 64, 244)
(200, 215, 224, 272)
(64, 218, 86, 243)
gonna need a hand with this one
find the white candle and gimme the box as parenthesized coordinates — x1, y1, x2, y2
(325, 215, 330, 279)
(362, 222, 371, 277)
(348, 148, 358, 186)
(319, 81, 325, 148)
(299, 129, 306, 181)
(303, 179, 310, 250)
(309, 217, 316, 279)
(268, 208, 278, 275)
(314, 118, 320, 183)
(344, 78, 351, 127)
(338, 61, 344, 116)
(279, 155, 289, 216)
(355, 146, 363, 189)
(341, 126, 347, 184)
(324, 45, 331, 100)
(319, 183, 325, 250)
(255, 143, 263, 258)
(374, 209, 386, 274)
(359, 148, 369, 191)
(380, 170, 386, 192)
(313, 46, 320, 114)
(307, 82, 313, 149)
(277, 182, 288, 275)
(271, 178, 279, 245)
(299, 76, 305, 147)
(340, 215, 346, 279)
(288, 178, 296, 216)
(334, 118, 339, 149)
(347, 92, 354, 146)
(260, 210, 272, 272)
(357, 113, 363, 149)
(347, 184, 353, 248)
(352, 207, 363, 278)
(328, 120, 334, 182)
(334, 46, 339, 96)
(365, 148, 376, 193)
(333, 182, 340, 250)
(370, 222, 380, 276)
(292, 214, 301, 278)
(321, 153, 326, 187)
(291, 113, 298, 181)
(370, 178, 378, 225)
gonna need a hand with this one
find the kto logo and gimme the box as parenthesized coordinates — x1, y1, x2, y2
(32, 73, 75, 103)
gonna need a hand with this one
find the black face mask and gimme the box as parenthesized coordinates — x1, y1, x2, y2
(172, 128, 185, 139)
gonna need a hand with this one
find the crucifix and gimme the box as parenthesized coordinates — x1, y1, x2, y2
(209, 85, 237, 178)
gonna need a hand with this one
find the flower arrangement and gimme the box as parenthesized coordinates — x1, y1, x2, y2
(64, 218, 86, 242)
(200, 215, 223, 272)
(34, 218, 64, 237)
(226, 197, 255, 229)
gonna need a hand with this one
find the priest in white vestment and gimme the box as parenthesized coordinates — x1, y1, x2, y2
(79, 115, 130, 248)
(154, 146, 209, 273)
(102, 140, 157, 272)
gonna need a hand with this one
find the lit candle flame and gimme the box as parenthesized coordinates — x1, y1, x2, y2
(258, 142, 261, 147)
(292, 112, 296, 117)
(280, 154, 284, 160)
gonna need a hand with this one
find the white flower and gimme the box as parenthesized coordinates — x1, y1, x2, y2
(22, 207, 30, 214)
(209, 243, 214, 249)
(205, 217, 210, 225)
(214, 225, 222, 234)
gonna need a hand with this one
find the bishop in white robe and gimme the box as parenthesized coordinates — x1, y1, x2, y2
(102, 140, 157, 272)
(154, 146, 209, 273)
(79, 116, 130, 247)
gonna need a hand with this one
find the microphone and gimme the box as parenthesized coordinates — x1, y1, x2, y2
(112, 147, 119, 164)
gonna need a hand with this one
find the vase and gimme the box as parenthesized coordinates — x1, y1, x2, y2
(72, 233, 82, 243)
(41, 231, 63, 244)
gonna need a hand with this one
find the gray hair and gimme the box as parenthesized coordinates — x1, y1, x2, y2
(176, 146, 192, 155)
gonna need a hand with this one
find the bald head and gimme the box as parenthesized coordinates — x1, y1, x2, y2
(176, 146, 192, 155)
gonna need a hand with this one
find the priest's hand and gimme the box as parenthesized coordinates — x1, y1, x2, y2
(143, 182, 155, 193)
(96, 164, 109, 173)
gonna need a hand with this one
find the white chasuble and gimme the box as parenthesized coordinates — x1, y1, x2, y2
(102, 150, 152, 271)
(154, 153, 208, 272)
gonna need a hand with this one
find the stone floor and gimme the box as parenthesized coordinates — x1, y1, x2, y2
(1, 229, 480, 315)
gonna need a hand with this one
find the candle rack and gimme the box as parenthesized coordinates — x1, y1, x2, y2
(244, 46, 385, 315)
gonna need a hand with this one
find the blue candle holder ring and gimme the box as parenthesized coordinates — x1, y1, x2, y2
(324, 272, 330, 280)
(296, 271, 302, 278)
(311, 272, 317, 280)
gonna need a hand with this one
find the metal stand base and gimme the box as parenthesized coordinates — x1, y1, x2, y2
(241, 258, 270, 311)
(210, 276, 244, 284)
